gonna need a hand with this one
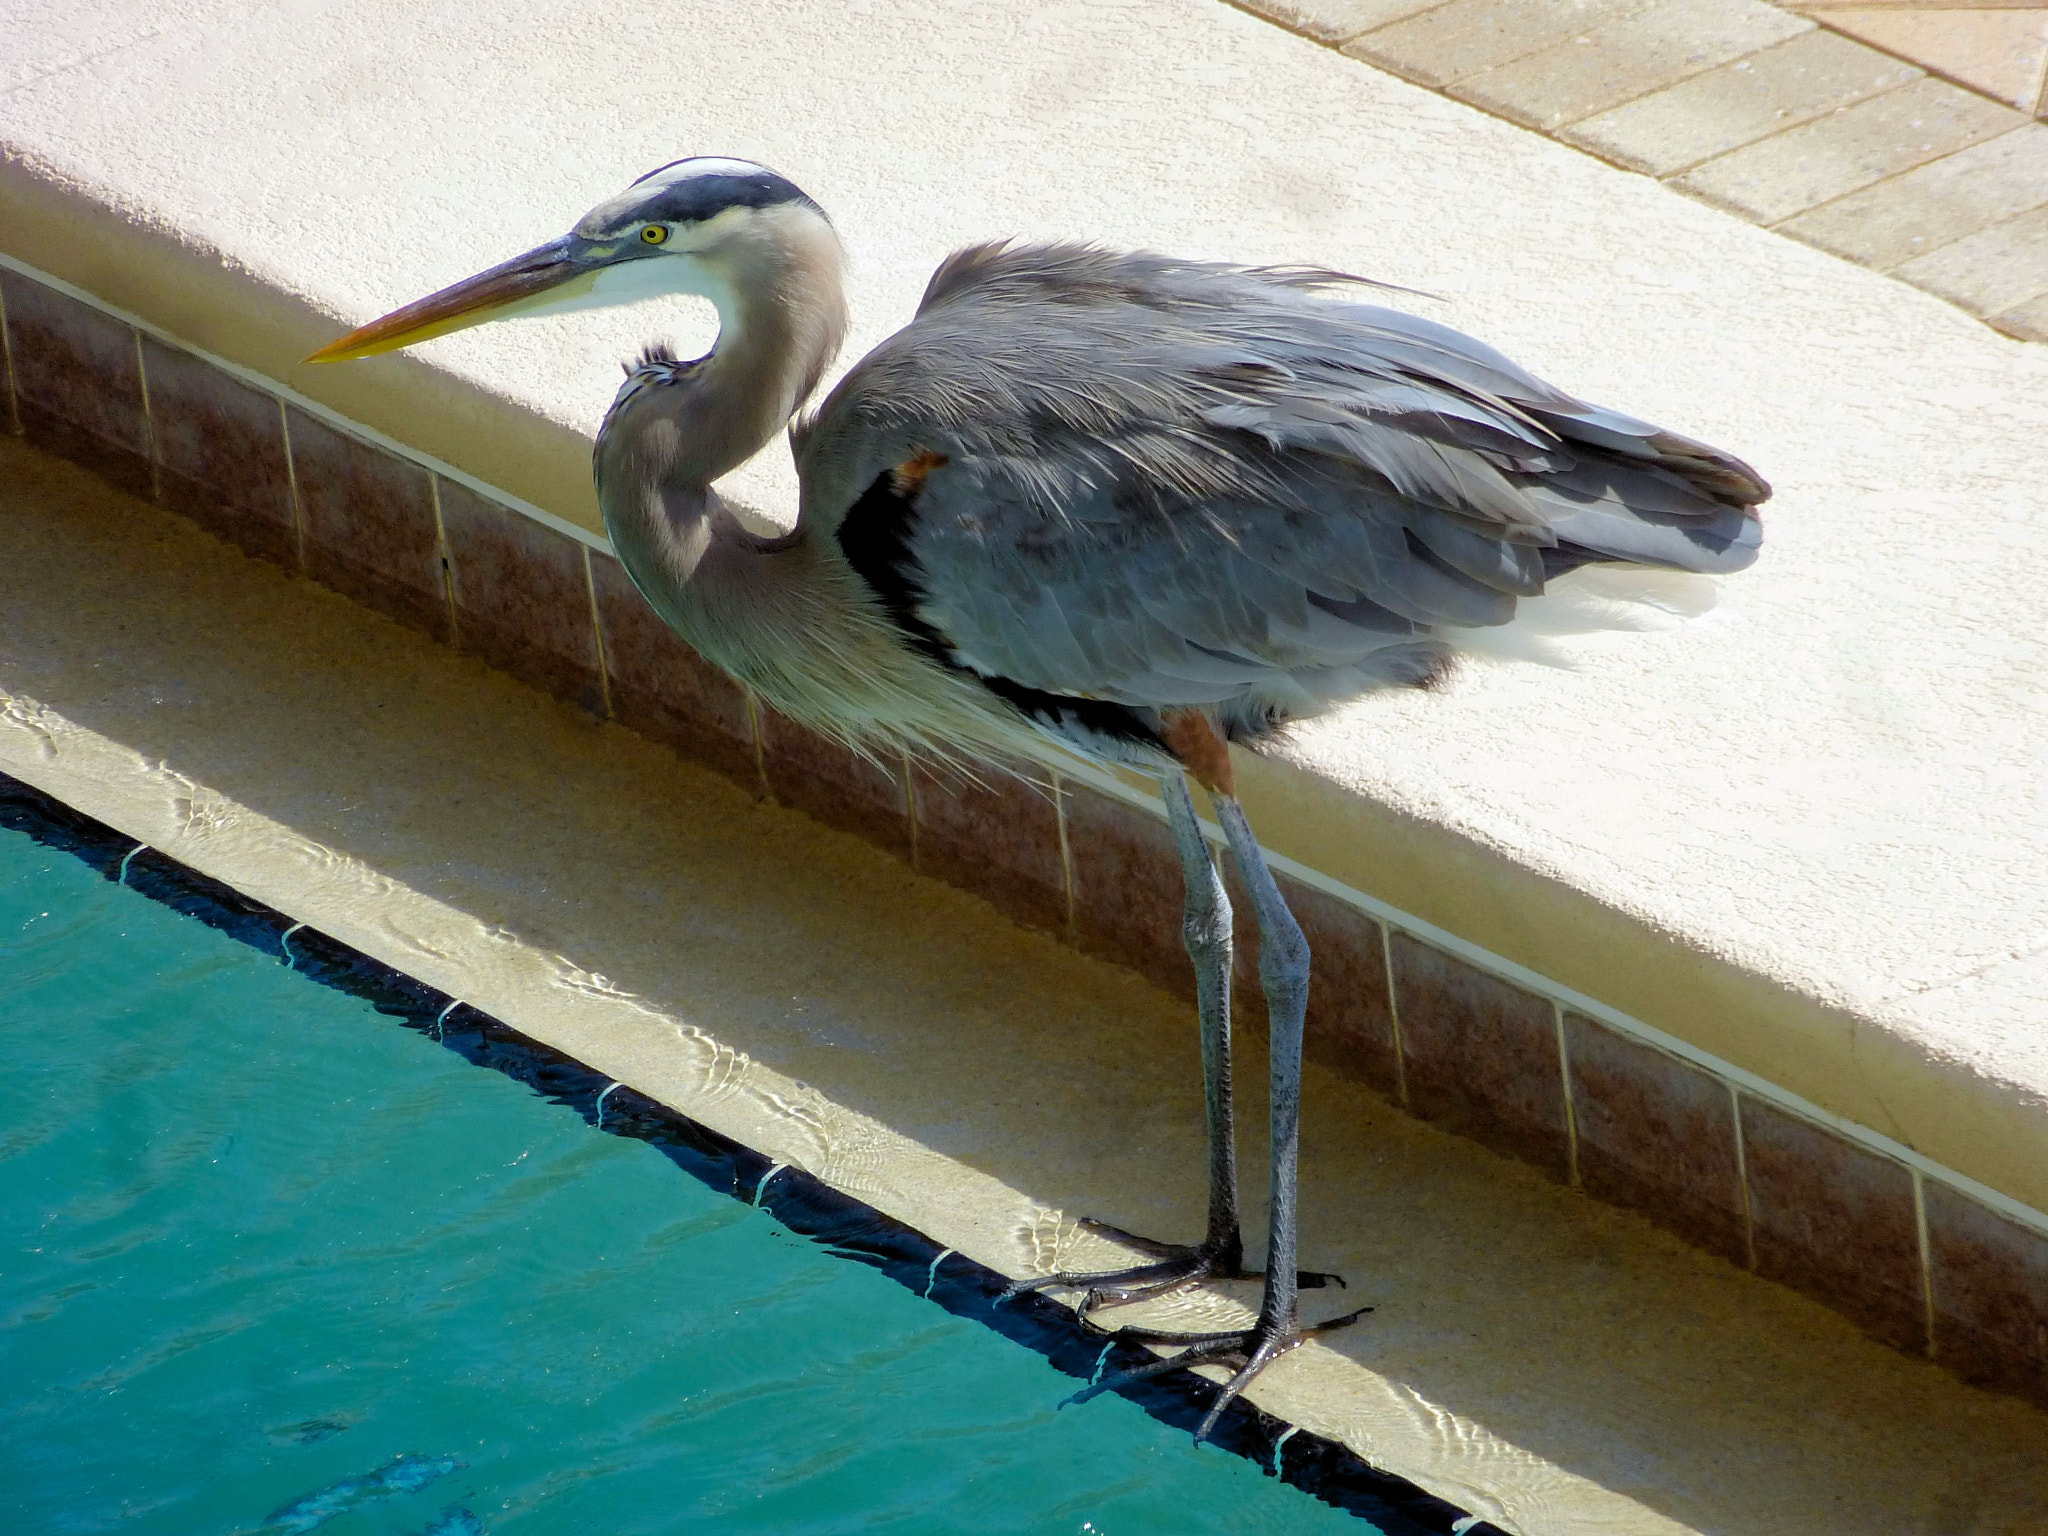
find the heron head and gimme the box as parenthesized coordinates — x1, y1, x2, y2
(307, 157, 828, 362)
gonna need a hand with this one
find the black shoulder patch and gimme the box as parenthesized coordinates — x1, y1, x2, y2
(835, 461, 954, 668)
(835, 462, 1163, 754)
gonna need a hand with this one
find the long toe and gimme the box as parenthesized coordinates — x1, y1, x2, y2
(1072, 1216, 1194, 1261)
(1061, 1339, 1246, 1410)
(999, 1225, 1246, 1316)
(997, 1254, 1210, 1311)
(1193, 1333, 1296, 1442)
(1064, 1221, 1342, 1290)
(1002, 1220, 1340, 1316)
(1070, 1306, 1372, 1442)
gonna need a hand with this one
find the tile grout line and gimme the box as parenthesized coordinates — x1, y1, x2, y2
(1053, 769, 1077, 939)
(900, 750, 920, 870)
(428, 474, 460, 649)
(1798, 10, 2042, 129)
(132, 327, 160, 504)
(0, 277, 20, 435)
(278, 400, 308, 573)
(1732, 1085, 1757, 1271)
(1913, 1167, 1938, 1358)
(743, 688, 770, 800)
(1381, 920, 1409, 1109)
(1538, 21, 1828, 151)
(1342, 0, 1749, 101)
(582, 546, 614, 720)
(1555, 1002, 1581, 1189)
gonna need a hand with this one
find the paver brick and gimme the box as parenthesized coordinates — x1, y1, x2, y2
(1990, 289, 2048, 345)
(1450, 0, 1811, 132)
(1802, 5, 2048, 116)
(1342, 0, 1649, 90)
(1674, 74, 2025, 225)
(1562, 28, 1919, 176)
(1778, 123, 2048, 271)
(1228, 0, 1446, 45)
(1896, 201, 2048, 317)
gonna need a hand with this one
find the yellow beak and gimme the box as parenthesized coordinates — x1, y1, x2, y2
(305, 236, 593, 362)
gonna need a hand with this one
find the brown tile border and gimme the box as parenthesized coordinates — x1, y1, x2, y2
(0, 267, 152, 496)
(1741, 1094, 1928, 1350)
(136, 334, 300, 570)
(9, 252, 2048, 1413)
(1259, 873, 1404, 1101)
(439, 475, 606, 716)
(1926, 1178, 2048, 1404)
(588, 547, 759, 784)
(909, 763, 1071, 938)
(288, 405, 450, 643)
(1064, 775, 1198, 1002)
(756, 708, 915, 861)
(1392, 931, 1572, 1178)
(1232, 0, 2048, 341)
(1565, 1010, 1749, 1265)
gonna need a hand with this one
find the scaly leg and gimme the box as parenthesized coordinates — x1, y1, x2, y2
(1067, 791, 1366, 1440)
(1004, 772, 1262, 1317)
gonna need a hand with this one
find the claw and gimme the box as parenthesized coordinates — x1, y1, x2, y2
(1193, 1334, 1295, 1443)
(1062, 1339, 1238, 1410)
(997, 1222, 1238, 1316)
(996, 1257, 1209, 1311)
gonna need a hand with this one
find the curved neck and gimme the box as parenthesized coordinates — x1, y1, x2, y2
(601, 204, 849, 496)
(596, 205, 864, 709)
(589, 214, 1035, 765)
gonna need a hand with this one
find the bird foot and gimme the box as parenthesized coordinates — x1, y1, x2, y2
(1064, 1305, 1372, 1442)
(997, 1216, 1340, 1324)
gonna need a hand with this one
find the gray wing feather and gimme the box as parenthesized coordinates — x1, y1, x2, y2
(795, 241, 1765, 711)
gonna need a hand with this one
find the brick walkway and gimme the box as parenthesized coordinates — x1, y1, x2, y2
(1238, 0, 2048, 342)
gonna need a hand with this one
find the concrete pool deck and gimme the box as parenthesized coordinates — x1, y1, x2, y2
(4, 0, 2047, 1460)
(8, 432, 2048, 1535)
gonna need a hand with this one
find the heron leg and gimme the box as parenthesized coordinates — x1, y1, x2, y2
(1067, 792, 1367, 1441)
(1000, 775, 1335, 1326)
(1157, 769, 1244, 1265)
(1000, 772, 1249, 1317)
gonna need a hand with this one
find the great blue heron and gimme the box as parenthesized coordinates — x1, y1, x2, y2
(311, 157, 1765, 1437)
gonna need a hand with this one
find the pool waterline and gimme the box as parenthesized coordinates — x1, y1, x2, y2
(0, 771, 1495, 1536)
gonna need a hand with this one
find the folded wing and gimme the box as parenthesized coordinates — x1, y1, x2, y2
(797, 241, 1764, 715)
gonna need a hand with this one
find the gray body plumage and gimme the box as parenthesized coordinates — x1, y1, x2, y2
(791, 240, 1763, 765)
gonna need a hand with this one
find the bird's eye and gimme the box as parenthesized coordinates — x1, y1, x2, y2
(641, 225, 670, 245)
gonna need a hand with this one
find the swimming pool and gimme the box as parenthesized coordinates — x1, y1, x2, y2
(0, 781, 1491, 1535)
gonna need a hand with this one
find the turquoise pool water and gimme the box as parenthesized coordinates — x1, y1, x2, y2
(0, 821, 1387, 1535)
